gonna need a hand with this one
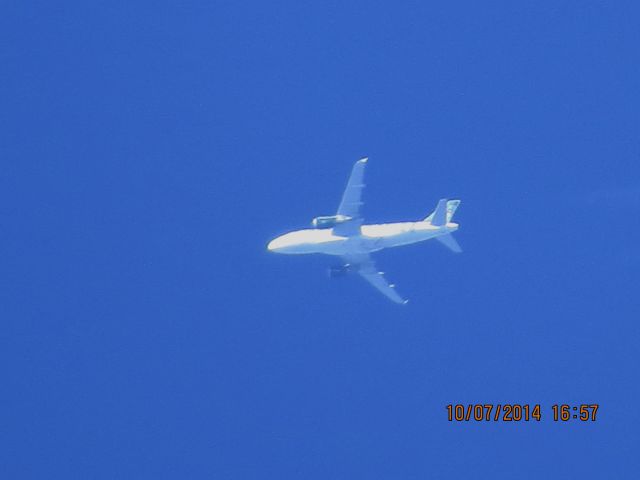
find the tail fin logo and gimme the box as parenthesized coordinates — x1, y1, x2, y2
(446, 199, 460, 223)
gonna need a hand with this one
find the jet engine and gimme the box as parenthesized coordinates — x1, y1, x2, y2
(311, 214, 352, 228)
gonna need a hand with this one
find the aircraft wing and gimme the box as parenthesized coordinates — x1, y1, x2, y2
(342, 253, 408, 305)
(334, 158, 367, 236)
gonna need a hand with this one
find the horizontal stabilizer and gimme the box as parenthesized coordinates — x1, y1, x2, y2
(436, 233, 462, 253)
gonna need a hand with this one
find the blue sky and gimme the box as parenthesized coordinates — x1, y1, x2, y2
(2, 1, 639, 478)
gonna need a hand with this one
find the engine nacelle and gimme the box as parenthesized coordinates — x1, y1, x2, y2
(311, 214, 352, 228)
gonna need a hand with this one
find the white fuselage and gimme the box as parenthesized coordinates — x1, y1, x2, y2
(267, 221, 459, 256)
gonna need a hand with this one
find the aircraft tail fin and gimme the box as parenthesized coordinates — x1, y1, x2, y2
(424, 199, 460, 225)
(435, 233, 462, 253)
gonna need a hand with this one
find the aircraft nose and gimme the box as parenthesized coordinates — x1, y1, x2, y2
(267, 233, 296, 253)
(267, 237, 282, 252)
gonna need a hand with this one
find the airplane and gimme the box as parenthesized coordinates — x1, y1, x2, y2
(267, 158, 461, 304)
